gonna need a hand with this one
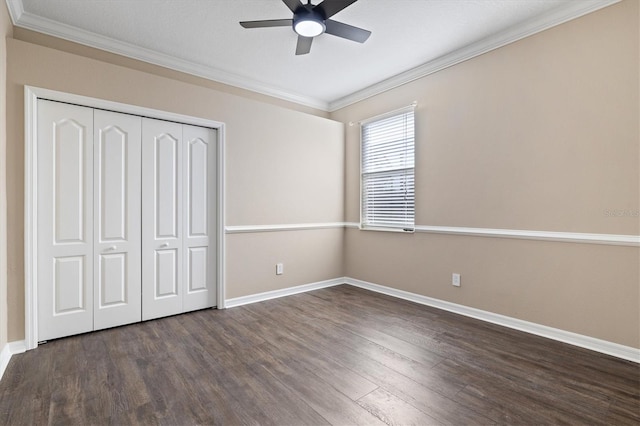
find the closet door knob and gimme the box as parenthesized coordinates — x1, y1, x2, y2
(160, 243, 169, 248)
(106, 245, 117, 251)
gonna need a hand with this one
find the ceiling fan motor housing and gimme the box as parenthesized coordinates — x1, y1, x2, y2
(293, 7, 326, 37)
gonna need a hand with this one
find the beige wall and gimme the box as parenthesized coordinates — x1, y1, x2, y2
(331, 0, 639, 348)
(5, 38, 344, 340)
(226, 229, 344, 299)
(0, 1, 13, 350)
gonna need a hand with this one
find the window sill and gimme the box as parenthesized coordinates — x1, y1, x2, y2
(359, 226, 415, 234)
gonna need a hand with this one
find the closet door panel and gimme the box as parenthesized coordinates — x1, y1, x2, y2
(53, 256, 86, 312)
(142, 118, 183, 320)
(155, 249, 179, 296)
(183, 125, 217, 311)
(156, 134, 180, 238)
(187, 247, 207, 292)
(93, 110, 142, 330)
(37, 100, 94, 341)
(99, 254, 127, 304)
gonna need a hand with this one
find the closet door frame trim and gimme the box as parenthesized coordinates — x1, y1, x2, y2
(24, 85, 227, 350)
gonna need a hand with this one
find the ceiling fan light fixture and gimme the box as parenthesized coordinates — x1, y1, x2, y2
(240, 0, 370, 55)
(293, 14, 325, 37)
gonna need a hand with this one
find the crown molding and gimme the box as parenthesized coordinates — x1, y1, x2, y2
(5, 0, 23, 24)
(9, 9, 329, 111)
(7, 0, 619, 113)
(327, 0, 621, 112)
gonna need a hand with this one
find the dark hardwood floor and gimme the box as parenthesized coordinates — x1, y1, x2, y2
(1, 285, 638, 425)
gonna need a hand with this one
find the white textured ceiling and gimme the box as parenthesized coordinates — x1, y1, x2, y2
(9, 0, 617, 110)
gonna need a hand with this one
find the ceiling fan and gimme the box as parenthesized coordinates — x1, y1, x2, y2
(240, 0, 371, 55)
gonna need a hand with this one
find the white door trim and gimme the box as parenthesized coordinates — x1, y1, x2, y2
(24, 85, 227, 350)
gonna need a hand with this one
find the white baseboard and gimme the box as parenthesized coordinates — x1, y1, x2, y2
(0, 340, 27, 380)
(0, 344, 11, 380)
(224, 278, 344, 308)
(344, 277, 640, 363)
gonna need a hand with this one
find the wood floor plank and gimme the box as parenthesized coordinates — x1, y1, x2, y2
(242, 298, 496, 425)
(0, 284, 637, 425)
(606, 396, 640, 424)
(357, 388, 441, 426)
(0, 390, 49, 426)
(252, 343, 385, 426)
(245, 314, 381, 401)
(249, 294, 471, 399)
(48, 374, 87, 425)
(174, 310, 333, 425)
(294, 291, 446, 368)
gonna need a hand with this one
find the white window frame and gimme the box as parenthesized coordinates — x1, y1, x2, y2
(360, 104, 416, 232)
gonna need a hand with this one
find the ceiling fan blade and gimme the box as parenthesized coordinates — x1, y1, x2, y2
(325, 19, 371, 43)
(315, 0, 358, 19)
(240, 19, 293, 28)
(295, 36, 313, 55)
(282, 0, 303, 13)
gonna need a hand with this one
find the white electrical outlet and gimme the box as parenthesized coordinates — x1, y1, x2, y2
(452, 273, 461, 287)
(276, 263, 284, 275)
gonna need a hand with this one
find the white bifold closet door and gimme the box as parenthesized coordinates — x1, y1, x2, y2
(141, 119, 217, 321)
(37, 101, 95, 341)
(93, 110, 142, 330)
(37, 100, 217, 341)
(37, 100, 142, 341)
(182, 124, 217, 313)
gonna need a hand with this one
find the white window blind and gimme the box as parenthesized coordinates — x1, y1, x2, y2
(361, 106, 415, 230)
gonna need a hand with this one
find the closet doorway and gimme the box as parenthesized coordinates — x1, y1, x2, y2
(25, 86, 226, 349)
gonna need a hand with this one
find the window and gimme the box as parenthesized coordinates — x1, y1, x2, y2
(361, 105, 415, 231)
